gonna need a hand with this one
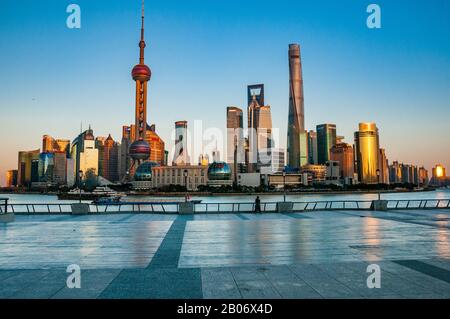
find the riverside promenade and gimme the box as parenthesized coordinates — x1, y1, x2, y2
(0, 208, 449, 299)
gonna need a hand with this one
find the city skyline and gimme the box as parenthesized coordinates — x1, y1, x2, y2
(1, 0, 450, 186)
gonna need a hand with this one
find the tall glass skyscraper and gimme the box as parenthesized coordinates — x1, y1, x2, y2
(354, 122, 380, 184)
(247, 84, 264, 112)
(317, 124, 337, 164)
(287, 44, 306, 169)
(307, 130, 318, 165)
(226, 106, 245, 173)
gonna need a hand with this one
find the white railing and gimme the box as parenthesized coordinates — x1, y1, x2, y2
(1, 199, 448, 215)
(0, 198, 8, 214)
(0, 199, 450, 214)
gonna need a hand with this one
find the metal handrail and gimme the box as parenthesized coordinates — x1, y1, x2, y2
(3, 199, 449, 215)
(0, 198, 8, 214)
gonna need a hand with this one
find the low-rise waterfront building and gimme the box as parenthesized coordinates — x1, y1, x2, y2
(152, 165, 208, 191)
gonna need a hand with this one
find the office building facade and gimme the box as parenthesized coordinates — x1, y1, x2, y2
(354, 122, 380, 184)
(17, 149, 40, 187)
(379, 148, 389, 184)
(151, 165, 208, 191)
(247, 92, 273, 173)
(5, 170, 18, 187)
(226, 106, 245, 171)
(317, 124, 337, 165)
(308, 130, 318, 165)
(70, 128, 99, 184)
(330, 143, 354, 180)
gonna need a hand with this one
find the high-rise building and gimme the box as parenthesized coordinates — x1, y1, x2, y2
(66, 158, 75, 187)
(129, 1, 151, 177)
(270, 148, 286, 174)
(389, 161, 402, 184)
(432, 164, 446, 179)
(247, 96, 259, 172)
(287, 43, 306, 169)
(119, 126, 132, 181)
(5, 170, 18, 187)
(247, 84, 264, 112)
(430, 164, 447, 186)
(389, 161, 420, 185)
(95, 136, 107, 178)
(250, 102, 273, 172)
(102, 135, 119, 182)
(317, 124, 337, 164)
(330, 143, 354, 180)
(412, 165, 419, 185)
(173, 121, 190, 165)
(226, 106, 245, 171)
(42, 135, 70, 156)
(298, 131, 309, 168)
(17, 149, 40, 187)
(38, 152, 54, 183)
(379, 148, 389, 184)
(70, 128, 99, 184)
(147, 125, 165, 166)
(42, 135, 54, 153)
(247, 94, 273, 172)
(307, 130, 318, 165)
(53, 151, 67, 185)
(354, 122, 380, 184)
(418, 167, 429, 186)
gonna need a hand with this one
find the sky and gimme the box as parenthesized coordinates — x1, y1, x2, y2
(0, 0, 449, 186)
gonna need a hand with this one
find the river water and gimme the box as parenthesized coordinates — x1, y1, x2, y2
(1, 189, 449, 204)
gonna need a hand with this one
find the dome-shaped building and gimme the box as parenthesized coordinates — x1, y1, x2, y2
(207, 162, 233, 187)
(132, 64, 151, 82)
(134, 161, 159, 182)
(129, 140, 150, 161)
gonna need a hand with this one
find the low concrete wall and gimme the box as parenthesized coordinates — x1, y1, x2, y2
(71, 203, 90, 215)
(179, 202, 194, 214)
(371, 200, 388, 211)
(0, 213, 15, 223)
(276, 202, 294, 213)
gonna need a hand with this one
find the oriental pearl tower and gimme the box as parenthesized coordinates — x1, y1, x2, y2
(129, 0, 151, 178)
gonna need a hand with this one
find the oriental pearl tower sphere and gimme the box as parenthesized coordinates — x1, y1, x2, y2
(129, 0, 151, 177)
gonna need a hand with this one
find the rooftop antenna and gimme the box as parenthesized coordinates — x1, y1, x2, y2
(139, 0, 146, 64)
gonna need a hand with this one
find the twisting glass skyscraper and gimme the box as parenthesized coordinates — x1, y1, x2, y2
(287, 43, 307, 169)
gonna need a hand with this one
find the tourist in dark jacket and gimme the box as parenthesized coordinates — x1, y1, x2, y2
(255, 196, 261, 213)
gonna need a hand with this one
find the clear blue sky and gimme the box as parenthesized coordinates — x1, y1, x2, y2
(0, 0, 449, 185)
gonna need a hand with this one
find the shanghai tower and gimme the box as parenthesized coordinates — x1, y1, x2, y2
(287, 43, 306, 169)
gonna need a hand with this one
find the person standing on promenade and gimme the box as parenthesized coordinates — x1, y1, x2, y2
(255, 196, 261, 213)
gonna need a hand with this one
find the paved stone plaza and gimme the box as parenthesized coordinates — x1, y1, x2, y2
(0, 209, 449, 299)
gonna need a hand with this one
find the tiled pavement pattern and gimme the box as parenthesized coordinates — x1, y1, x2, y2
(0, 209, 449, 298)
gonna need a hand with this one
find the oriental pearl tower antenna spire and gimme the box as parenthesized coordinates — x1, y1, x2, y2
(129, 0, 151, 179)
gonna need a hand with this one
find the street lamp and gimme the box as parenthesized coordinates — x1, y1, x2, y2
(376, 168, 381, 201)
(233, 135, 238, 189)
(283, 170, 287, 202)
(184, 169, 188, 202)
(78, 170, 83, 203)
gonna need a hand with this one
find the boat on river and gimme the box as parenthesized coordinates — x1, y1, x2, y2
(58, 186, 126, 200)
